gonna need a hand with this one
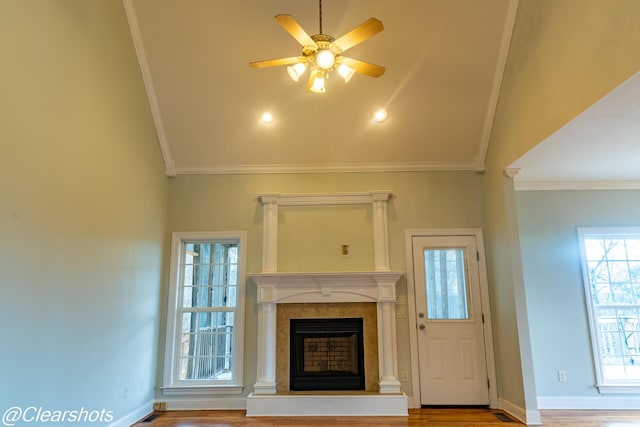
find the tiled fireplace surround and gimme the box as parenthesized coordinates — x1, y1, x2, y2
(246, 192, 407, 416)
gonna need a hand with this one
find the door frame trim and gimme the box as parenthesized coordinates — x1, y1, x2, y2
(405, 228, 498, 408)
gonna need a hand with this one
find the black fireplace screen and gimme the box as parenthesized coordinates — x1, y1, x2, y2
(290, 318, 365, 391)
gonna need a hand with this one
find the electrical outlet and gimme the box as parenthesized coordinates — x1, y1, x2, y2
(153, 402, 167, 411)
(558, 370, 567, 382)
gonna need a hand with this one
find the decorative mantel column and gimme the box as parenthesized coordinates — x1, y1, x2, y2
(251, 276, 278, 394)
(371, 191, 390, 272)
(259, 194, 279, 273)
(375, 274, 402, 394)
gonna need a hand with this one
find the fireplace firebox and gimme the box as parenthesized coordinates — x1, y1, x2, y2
(290, 318, 365, 391)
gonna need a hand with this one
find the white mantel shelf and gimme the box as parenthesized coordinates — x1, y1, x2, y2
(248, 271, 404, 304)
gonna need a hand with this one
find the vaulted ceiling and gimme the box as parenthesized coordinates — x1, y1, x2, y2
(125, 1, 640, 186)
(125, 0, 515, 176)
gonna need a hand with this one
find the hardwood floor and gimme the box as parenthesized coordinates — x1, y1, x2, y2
(539, 410, 640, 426)
(132, 408, 640, 426)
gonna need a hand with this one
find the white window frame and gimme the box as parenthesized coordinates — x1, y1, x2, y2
(162, 231, 246, 395)
(578, 227, 640, 393)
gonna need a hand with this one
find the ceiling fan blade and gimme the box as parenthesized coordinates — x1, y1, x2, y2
(331, 18, 384, 53)
(249, 56, 306, 68)
(340, 57, 385, 77)
(275, 14, 318, 48)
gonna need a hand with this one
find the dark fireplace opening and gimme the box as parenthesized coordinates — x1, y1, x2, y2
(290, 318, 365, 391)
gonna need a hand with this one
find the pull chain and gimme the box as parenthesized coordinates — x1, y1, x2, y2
(319, 0, 323, 34)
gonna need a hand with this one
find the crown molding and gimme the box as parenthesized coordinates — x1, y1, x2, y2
(474, 0, 520, 171)
(122, 0, 176, 177)
(174, 161, 475, 175)
(514, 180, 640, 191)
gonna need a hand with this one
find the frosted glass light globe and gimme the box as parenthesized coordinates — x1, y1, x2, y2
(316, 50, 335, 70)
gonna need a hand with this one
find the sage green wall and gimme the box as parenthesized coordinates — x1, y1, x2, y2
(482, 0, 640, 415)
(482, 169, 536, 413)
(278, 205, 375, 272)
(160, 171, 484, 399)
(517, 190, 640, 398)
(0, 1, 167, 424)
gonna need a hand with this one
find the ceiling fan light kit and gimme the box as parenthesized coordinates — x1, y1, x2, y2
(249, 0, 385, 94)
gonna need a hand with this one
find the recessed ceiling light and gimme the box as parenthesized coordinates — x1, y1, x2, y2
(261, 111, 275, 124)
(372, 108, 388, 123)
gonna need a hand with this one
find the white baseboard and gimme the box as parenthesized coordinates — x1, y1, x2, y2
(163, 397, 247, 410)
(107, 400, 154, 427)
(499, 398, 542, 425)
(406, 396, 416, 408)
(538, 396, 640, 410)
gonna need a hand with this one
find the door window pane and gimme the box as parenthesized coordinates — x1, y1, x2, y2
(423, 248, 469, 320)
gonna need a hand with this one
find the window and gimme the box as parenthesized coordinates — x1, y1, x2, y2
(578, 227, 640, 393)
(163, 231, 246, 394)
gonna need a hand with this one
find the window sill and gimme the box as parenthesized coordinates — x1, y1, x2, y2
(162, 385, 244, 396)
(597, 384, 640, 394)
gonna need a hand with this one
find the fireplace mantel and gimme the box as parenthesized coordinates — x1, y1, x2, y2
(246, 192, 407, 416)
(248, 271, 403, 396)
(249, 271, 403, 304)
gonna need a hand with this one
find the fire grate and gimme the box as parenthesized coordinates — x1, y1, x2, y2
(290, 318, 365, 391)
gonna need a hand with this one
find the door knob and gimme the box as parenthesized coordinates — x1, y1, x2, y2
(418, 324, 426, 330)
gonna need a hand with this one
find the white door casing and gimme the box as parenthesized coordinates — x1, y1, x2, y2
(405, 229, 497, 408)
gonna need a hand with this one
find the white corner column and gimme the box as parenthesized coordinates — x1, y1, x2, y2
(371, 192, 390, 272)
(376, 276, 402, 394)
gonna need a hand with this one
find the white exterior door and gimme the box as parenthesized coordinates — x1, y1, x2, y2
(412, 235, 490, 405)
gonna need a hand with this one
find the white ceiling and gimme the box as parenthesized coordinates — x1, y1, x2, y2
(125, 0, 515, 175)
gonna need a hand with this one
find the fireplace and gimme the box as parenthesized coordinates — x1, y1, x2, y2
(290, 318, 365, 391)
(247, 272, 406, 416)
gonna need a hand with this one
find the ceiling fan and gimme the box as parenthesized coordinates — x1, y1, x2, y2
(249, 0, 385, 93)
